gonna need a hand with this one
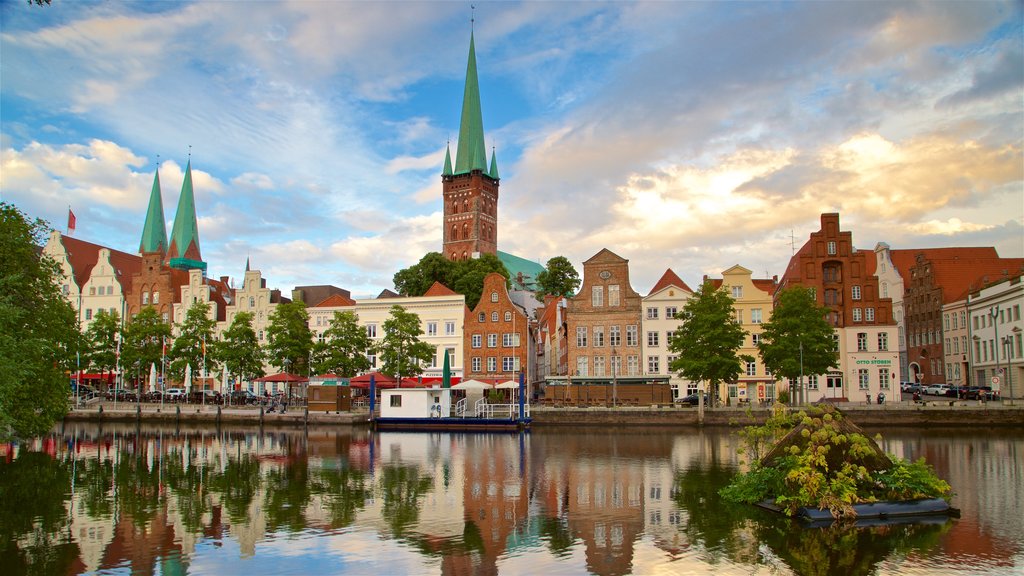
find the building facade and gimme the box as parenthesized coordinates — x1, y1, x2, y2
(641, 269, 694, 399)
(942, 298, 971, 388)
(967, 275, 1023, 399)
(464, 273, 531, 384)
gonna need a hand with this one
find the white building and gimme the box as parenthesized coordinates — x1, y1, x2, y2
(967, 274, 1023, 399)
(641, 269, 695, 399)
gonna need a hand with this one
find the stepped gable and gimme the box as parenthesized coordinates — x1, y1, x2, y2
(647, 268, 692, 296)
(60, 234, 142, 292)
(760, 404, 892, 473)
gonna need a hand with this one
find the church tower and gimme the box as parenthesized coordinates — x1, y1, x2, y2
(139, 169, 168, 257)
(167, 160, 207, 273)
(442, 31, 500, 261)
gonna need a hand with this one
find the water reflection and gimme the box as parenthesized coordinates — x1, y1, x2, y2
(1, 422, 1021, 575)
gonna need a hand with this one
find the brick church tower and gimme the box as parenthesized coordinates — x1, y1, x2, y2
(442, 31, 500, 261)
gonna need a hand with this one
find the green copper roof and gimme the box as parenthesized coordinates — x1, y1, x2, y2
(453, 32, 489, 175)
(498, 251, 545, 291)
(443, 144, 453, 176)
(168, 160, 203, 267)
(489, 148, 499, 180)
(139, 169, 168, 254)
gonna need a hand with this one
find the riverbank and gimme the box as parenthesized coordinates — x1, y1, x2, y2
(63, 400, 1024, 428)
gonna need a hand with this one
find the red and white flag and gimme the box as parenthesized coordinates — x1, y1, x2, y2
(67, 209, 77, 234)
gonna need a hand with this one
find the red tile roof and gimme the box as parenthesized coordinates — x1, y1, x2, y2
(924, 257, 1024, 303)
(889, 247, 998, 280)
(423, 281, 458, 297)
(647, 268, 693, 296)
(59, 234, 142, 292)
(313, 293, 357, 307)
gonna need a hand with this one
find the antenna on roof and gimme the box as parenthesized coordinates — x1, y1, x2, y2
(789, 228, 797, 255)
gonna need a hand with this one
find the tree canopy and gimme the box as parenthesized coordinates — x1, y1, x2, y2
(757, 286, 839, 404)
(667, 281, 752, 405)
(393, 252, 509, 309)
(84, 309, 120, 384)
(0, 203, 79, 439)
(216, 311, 264, 385)
(375, 305, 434, 382)
(265, 301, 313, 374)
(535, 256, 581, 298)
(120, 306, 172, 389)
(314, 311, 372, 377)
(168, 301, 217, 383)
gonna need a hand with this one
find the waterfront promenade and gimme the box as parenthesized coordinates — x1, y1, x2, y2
(64, 398, 1024, 428)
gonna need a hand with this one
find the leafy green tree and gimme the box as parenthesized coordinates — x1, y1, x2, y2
(168, 301, 217, 383)
(393, 251, 509, 309)
(265, 301, 313, 374)
(0, 203, 79, 439)
(314, 311, 371, 377)
(757, 286, 839, 405)
(84, 309, 120, 389)
(120, 306, 172, 391)
(216, 311, 265, 386)
(376, 305, 434, 383)
(668, 281, 752, 406)
(535, 255, 581, 298)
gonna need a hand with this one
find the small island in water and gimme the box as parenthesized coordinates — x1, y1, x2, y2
(721, 403, 955, 523)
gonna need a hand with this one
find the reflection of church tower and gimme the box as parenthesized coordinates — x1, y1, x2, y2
(442, 31, 500, 261)
(168, 160, 206, 274)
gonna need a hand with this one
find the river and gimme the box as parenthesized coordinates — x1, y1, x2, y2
(1, 421, 1021, 575)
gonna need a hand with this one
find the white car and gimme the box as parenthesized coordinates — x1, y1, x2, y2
(924, 384, 949, 396)
(164, 387, 186, 401)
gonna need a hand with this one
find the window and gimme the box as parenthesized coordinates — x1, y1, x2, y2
(594, 355, 605, 376)
(153, 292, 159, 304)
(89, 287, 96, 296)
(85, 309, 93, 320)
(610, 355, 622, 376)
(735, 309, 743, 324)
(478, 312, 485, 323)
(367, 353, 376, 368)
(827, 241, 837, 255)
(878, 333, 888, 351)
(626, 325, 638, 347)
(472, 357, 481, 372)
(879, 369, 890, 390)
(881, 282, 888, 298)
(865, 308, 875, 322)
(858, 369, 870, 390)
(427, 322, 438, 336)
(752, 333, 760, 346)
(490, 291, 499, 303)
(627, 355, 639, 376)
(503, 333, 519, 347)
(258, 330, 264, 341)
(390, 395, 402, 408)
(502, 357, 516, 372)
(504, 311, 512, 322)
(487, 357, 497, 372)
(366, 324, 377, 338)
(746, 361, 757, 376)
(609, 326, 621, 347)
(648, 356, 660, 374)
(666, 330, 675, 344)
(807, 375, 819, 390)
(646, 307, 659, 320)
(857, 332, 868, 351)
(665, 306, 677, 319)
(472, 334, 482, 348)
(592, 286, 603, 307)
(491, 312, 499, 322)
(825, 289, 839, 305)
(731, 286, 742, 299)
(852, 286, 861, 300)
(853, 308, 862, 322)
(576, 356, 588, 377)
(142, 292, 149, 305)
(647, 331, 660, 347)
(487, 334, 498, 348)
(445, 321, 456, 335)
(944, 314, 950, 331)
(593, 326, 604, 347)
(576, 327, 588, 347)
(751, 308, 762, 324)
(608, 285, 620, 307)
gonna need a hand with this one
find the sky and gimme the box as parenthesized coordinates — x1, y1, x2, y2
(2, 0, 1022, 299)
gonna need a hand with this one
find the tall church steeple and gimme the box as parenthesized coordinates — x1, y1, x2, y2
(168, 159, 206, 273)
(140, 169, 168, 255)
(442, 30, 499, 261)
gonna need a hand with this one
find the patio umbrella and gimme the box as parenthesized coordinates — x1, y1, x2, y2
(442, 351, 451, 388)
(221, 364, 228, 394)
(149, 363, 157, 394)
(184, 364, 192, 395)
(452, 379, 493, 390)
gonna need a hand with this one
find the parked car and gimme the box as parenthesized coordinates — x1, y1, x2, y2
(945, 386, 966, 398)
(675, 393, 709, 406)
(105, 389, 138, 402)
(164, 388, 186, 401)
(900, 382, 916, 393)
(71, 383, 98, 399)
(924, 384, 949, 396)
(188, 390, 222, 404)
(965, 386, 997, 400)
(229, 390, 259, 405)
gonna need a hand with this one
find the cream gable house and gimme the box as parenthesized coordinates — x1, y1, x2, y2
(173, 269, 220, 333)
(641, 269, 695, 398)
(218, 268, 281, 344)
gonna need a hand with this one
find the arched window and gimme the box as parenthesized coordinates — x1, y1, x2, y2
(491, 292, 499, 302)
(491, 312, 499, 322)
(462, 251, 468, 260)
(505, 311, 512, 322)
(452, 201, 458, 214)
(462, 223, 469, 239)
(463, 199, 469, 212)
(451, 225, 459, 240)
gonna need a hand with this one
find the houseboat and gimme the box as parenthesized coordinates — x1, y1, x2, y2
(373, 385, 531, 431)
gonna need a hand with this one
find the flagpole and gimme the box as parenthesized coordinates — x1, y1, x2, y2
(161, 336, 165, 411)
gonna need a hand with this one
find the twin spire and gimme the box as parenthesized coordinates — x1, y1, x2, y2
(140, 159, 205, 272)
(445, 31, 499, 180)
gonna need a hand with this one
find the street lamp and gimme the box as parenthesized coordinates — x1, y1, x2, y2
(611, 347, 618, 408)
(1003, 326, 1020, 405)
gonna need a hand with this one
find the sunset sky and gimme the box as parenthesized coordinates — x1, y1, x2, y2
(2, 1, 1021, 297)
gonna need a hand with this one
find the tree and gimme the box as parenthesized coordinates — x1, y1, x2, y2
(216, 311, 265, 386)
(667, 281, 752, 406)
(265, 301, 313, 374)
(393, 251, 509, 309)
(375, 305, 434, 383)
(84, 309, 120, 390)
(0, 203, 79, 439)
(120, 306, 172, 391)
(314, 311, 372, 377)
(168, 301, 217, 384)
(535, 256, 581, 298)
(757, 286, 839, 404)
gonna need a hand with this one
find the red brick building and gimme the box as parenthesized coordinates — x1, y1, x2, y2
(464, 273, 530, 383)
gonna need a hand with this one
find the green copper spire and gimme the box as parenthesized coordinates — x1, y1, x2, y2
(453, 32, 488, 175)
(488, 147, 499, 180)
(443, 143, 453, 176)
(168, 160, 206, 271)
(139, 169, 168, 254)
